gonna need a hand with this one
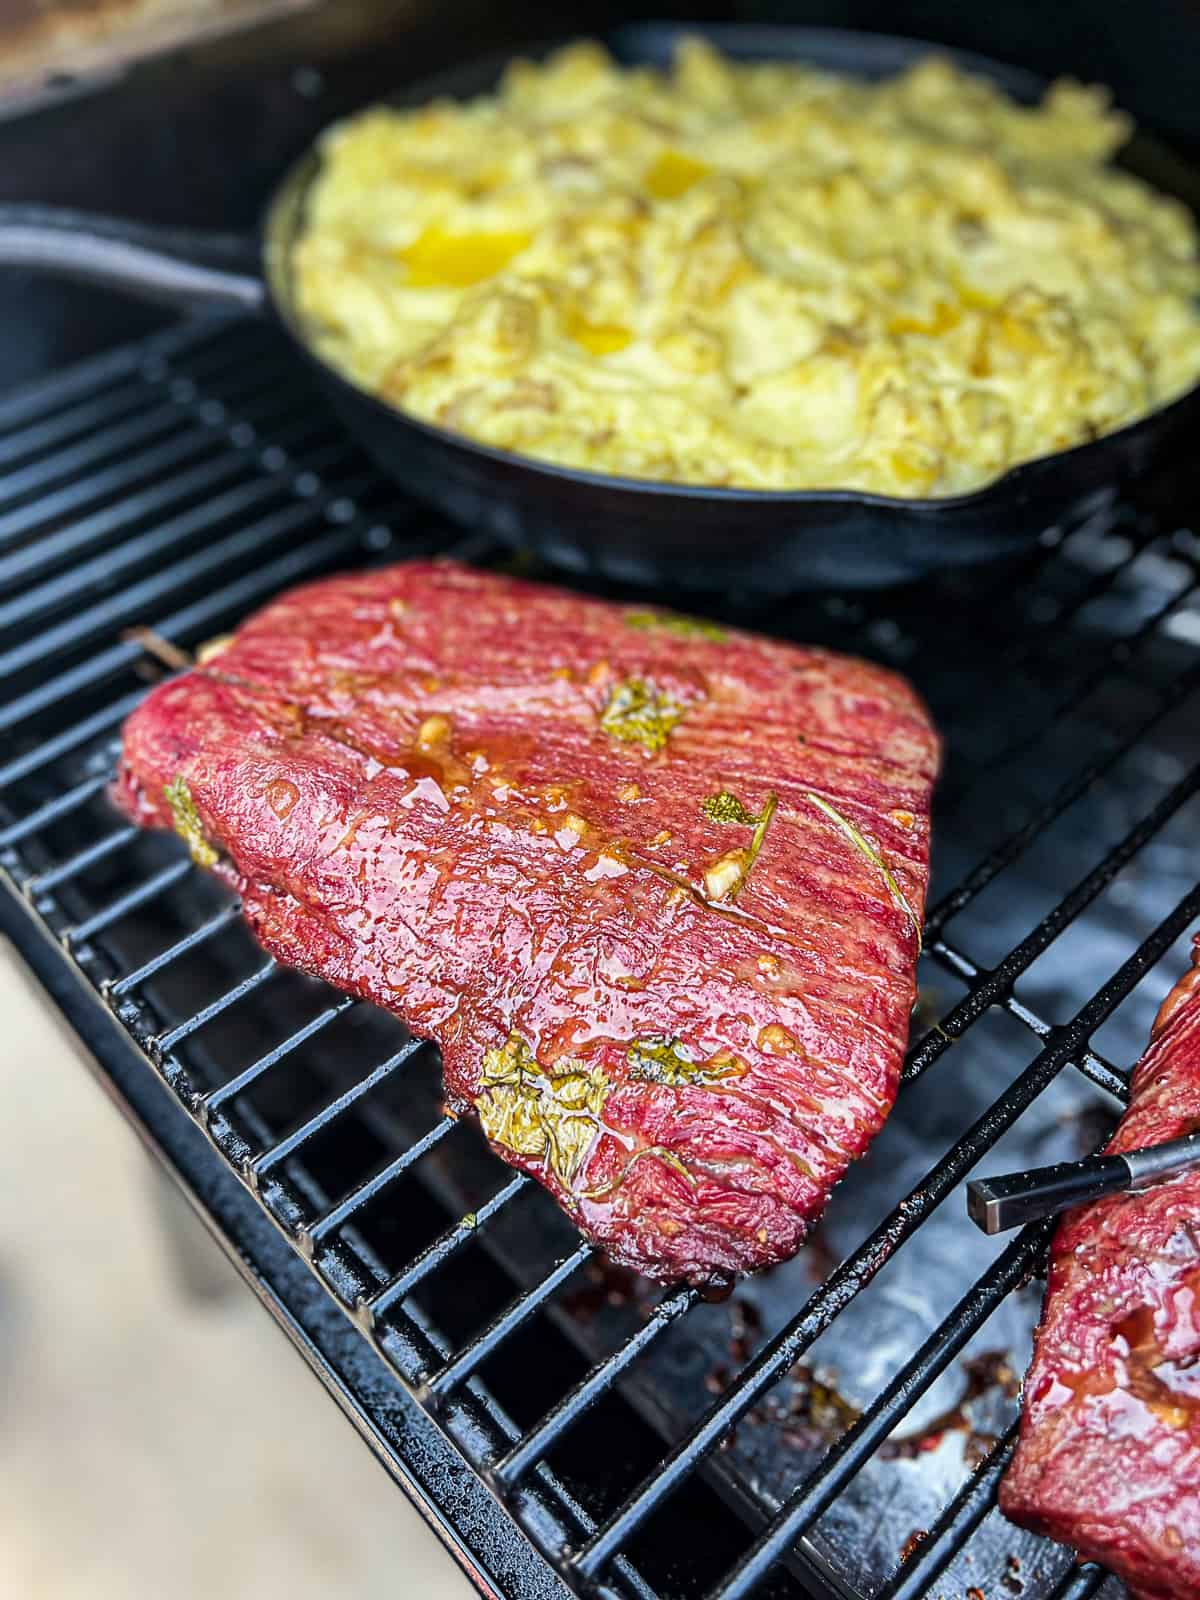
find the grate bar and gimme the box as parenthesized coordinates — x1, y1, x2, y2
(0, 380, 151, 472)
(251, 1037, 426, 1177)
(307, 1115, 456, 1245)
(364, 1279, 635, 1596)
(0, 424, 215, 555)
(0, 479, 371, 681)
(6, 434, 356, 628)
(66, 856, 194, 945)
(1001, 993, 1127, 1099)
(0, 395, 197, 514)
(366, 1174, 529, 1323)
(24, 823, 137, 894)
(875, 1425, 1017, 1600)
(0, 408, 346, 595)
(0, 520, 384, 733)
(911, 522, 1167, 809)
(0, 342, 151, 432)
(153, 958, 277, 1056)
(0, 771, 108, 847)
(427, 1242, 595, 1399)
(0, 458, 272, 614)
(926, 657, 1200, 940)
(209, 385, 340, 444)
(1048, 1566, 1107, 1600)
(928, 941, 1129, 1100)
(0, 319, 238, 433)
(1004, 511, 1153, 664)
(952, 557, 1200, 810)
(0, 690, 139, 787)
(706, 1221, 1052, 1600)
(903, 758, 1200, 1084)
(494, 1286, 698, 1487)
(571, 884, 1200, 1582)
(175, 342, 317, 407)
(197, 991, 353, 1110)
(0, 637, 156, 732)
(143, 321, 277, 389)
(106, 901, 243, 996)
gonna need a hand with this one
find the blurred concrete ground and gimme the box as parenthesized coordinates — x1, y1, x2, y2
(0, 939, 472, 1600)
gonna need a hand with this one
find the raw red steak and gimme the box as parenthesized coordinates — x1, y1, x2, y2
(1001, 937, 1200, 1599)
(114, 560, 938, 1286)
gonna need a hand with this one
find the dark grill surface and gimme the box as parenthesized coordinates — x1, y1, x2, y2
(3, 311, 1199, 1600)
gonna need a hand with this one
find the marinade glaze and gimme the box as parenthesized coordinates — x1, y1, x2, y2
(115, 561, 937, 1285)
(1002, 937, 1200, 1598)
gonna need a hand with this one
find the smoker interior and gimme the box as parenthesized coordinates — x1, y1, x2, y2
(2, 312, 1199, 1600)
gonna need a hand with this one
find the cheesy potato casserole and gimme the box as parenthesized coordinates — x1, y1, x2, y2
(292, 39, 1200, 495)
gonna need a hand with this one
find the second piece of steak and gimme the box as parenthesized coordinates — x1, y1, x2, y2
(1001, 936, 1200, 1599)
(114, 560, 938, 1286)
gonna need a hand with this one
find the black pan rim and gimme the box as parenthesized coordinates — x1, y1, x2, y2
(262, 19, 1200, 516)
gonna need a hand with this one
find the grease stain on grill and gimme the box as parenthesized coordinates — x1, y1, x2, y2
(731, 1297, 762, 1360)
(880, 1350, 1021, 1468)
(709, 1293, 866, 1450)
(706, 1297, 767, 1402)
(560, 1257, 651, 1321)
(799, 1218, 837, 1284)
(899, 1528, 927, 1563)
(774, 1365, 863, 1450)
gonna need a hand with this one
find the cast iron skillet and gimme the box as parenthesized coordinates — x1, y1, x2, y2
(2, 22, 1198, 591)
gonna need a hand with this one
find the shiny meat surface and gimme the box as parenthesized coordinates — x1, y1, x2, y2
(114, 560, 938, 1285)
(1001, 936, 1200, 1599)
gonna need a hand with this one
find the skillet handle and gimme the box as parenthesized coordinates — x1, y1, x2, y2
(0, 206, 265, 313)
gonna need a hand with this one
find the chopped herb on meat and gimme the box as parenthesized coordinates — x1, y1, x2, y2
(746, 793, 779, 872)
(627, 1036, 745, 1086)
(624, 609, 727, 642)
(702, 791, 762, 825)
(804, 790, 921, 943)
(580, 1143, 698, 1200)
(599, 677, 684, 753)
(475, 1032, 608, 1188)
(702, 791, 779, 900)
(163, 776, 217, 867)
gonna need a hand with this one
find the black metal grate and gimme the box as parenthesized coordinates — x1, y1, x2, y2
(3, 312, 1199, 1600)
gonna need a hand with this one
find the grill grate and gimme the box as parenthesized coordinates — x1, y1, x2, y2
(3, 312, 1199, 1600)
